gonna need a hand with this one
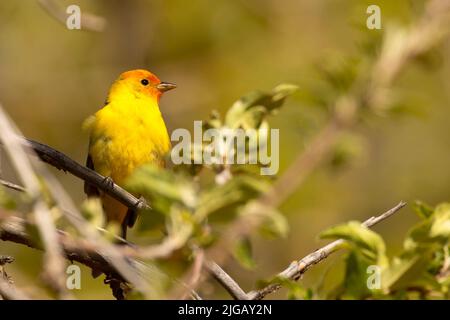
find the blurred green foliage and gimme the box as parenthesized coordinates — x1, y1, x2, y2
(312, 202, 450, 299)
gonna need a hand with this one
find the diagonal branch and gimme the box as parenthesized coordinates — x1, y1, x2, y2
(0, 179, 26, 192)
(205, 261, 249, 300)
(247, 201, 407, 300)
(15, 138, 150, 212)
(0, 277, 31, 300)
(0, 107, 71, 299)
(0, 215, 125, 281)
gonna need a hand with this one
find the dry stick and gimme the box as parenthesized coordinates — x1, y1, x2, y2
(0, 184, 203, 299)
(0, 179, 26, 193)
(36, 170, 154, 299)
(0, 179, 129, 246)
(0, 215, 125, 282)
(178, 250, 205, 300)
(205, 261, 249, 300)
(0, 214, 204, 300)
(247, 201, 406, 300)
(1, 170, 194, 262)
(0, 277, 30, 300)
(19, 140, 160, 298)
(23, 139, 150, 212)
(0, 106, 71, 299)
(0, 255, 28, 300)
(0, 204, 224, 299)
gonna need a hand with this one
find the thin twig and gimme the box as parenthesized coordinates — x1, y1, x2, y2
(0, 214, 201, 300)
(0, 215, 127, 283)
(206, 261, 249, 300)
(0, 106, 71, 299)
(0, 256, 30, 300)
(21, 138, 150, 212)
(178, 250, 205, 300)
(0, 175, 191, 262)
(0, 179, 26, 192)
(247, 201, 407, 300)
(0, 277, 30, 300)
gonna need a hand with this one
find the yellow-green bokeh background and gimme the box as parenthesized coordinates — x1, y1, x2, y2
(0, 0, 449, 299)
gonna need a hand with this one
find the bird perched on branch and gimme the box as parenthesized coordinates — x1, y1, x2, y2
(83, 69, 175, 239)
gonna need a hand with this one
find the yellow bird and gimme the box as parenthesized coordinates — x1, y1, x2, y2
(84, 69, 175, 238)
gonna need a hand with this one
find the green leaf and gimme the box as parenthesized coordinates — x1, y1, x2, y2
(316, 56, 360, 93)
(225, 84, 298, 129)
(320, 221, 388, 266)
(341, 251, 373, 299)
(256, 275, 312, 300)
(0, 186, 16, 210)
(412, 201, 434, 219)
(430, 203, 450, 239)
(406, 202, 450, 246)
(197, 175, 269, 222)
(135, 207, 166, 234)
(233, 237, 256, 269)
(381, 251, 429, 291)
(126, 164, 197, 213)
(258, 207, 289, 239)
(329, 132, 367, 169)
(406, 219, 433, 247)
(81, 198, 105, 228)
(278, 277, 312, 300)
(25, 222, 43, 249)
(204, 110, 223, 129)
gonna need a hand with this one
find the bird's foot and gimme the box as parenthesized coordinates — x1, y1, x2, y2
(134, 196, 148, 210)
(102, 176, 115, 189)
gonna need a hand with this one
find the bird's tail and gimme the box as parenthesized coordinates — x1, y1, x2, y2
(102, 194, 130, 239)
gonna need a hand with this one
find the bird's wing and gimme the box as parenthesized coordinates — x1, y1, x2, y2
(84, 153, 100, 197)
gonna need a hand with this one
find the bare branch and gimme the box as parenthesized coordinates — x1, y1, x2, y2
(0, 215, 124, 282)
(0, 214, 202, 300)
(0, 174, 190, 262)
(0, 277, 30, 300)
(247, 201, 407, 300)
(21, 138, 149, 212)
(0, 179, 25, 193)
(178, 250, 205, 300)
(0, 255, 31, 300)
(206, 261, 249, 300)
(0, 106, 71, 299)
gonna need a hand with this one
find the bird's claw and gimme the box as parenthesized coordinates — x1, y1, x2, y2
(135, 196, 147, 210)
(102, 176, 115, 189)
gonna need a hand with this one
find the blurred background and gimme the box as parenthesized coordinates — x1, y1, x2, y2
(0, 0, 449, 299)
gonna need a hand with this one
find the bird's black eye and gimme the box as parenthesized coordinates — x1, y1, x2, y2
(141, 79, 149, 86)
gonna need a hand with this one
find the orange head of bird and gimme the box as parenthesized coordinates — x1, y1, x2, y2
(109, 69, 176, 102)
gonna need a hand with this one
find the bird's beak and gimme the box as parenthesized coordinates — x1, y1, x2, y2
(156, 82, 177, 92)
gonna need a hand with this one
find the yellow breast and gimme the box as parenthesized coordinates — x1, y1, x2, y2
(88, 98, 171, 185)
